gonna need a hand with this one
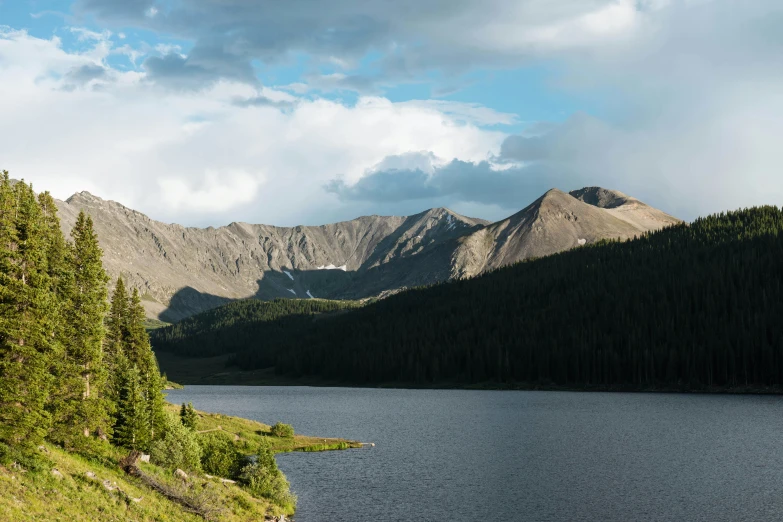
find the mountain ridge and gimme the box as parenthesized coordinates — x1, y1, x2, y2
(52, 185, 680, 320)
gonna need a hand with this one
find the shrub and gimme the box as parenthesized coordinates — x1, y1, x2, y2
(149, 411, 202, 472)
(198, 432, 243, 479)
(0, 443, 51, 473)
(270, 422, 294, 438)
(238, 445, 295, 510)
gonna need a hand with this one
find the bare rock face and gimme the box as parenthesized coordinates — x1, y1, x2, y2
(55, 187, 679, 321)
(450, 188, 680, 279)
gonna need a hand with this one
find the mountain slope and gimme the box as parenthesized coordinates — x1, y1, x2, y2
(56, 186, 678, 320)
(450, 188, 679, 278)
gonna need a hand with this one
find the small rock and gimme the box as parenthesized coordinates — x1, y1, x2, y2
(85, 471, 96, 479)
(51, 469, 64, 480)
(102, 479, 117, 491)
(175, 469, 188, 480)
(140, 454, 150, 463)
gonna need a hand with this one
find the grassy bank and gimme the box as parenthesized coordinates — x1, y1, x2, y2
(175, 403, 363, 453)
(0, 404, 360, 521)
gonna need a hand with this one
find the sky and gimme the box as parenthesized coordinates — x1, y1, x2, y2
(0, 0, 781, 227)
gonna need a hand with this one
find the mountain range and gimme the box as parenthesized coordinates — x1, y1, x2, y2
(54, 186, 679, 321)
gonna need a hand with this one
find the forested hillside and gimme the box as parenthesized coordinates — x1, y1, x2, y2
(0, 173, 308, 519)
(150, 298, 361, 358)
(155, 206, 783, 390)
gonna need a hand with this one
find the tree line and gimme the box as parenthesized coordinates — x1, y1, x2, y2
(150, 297, 360, 359)
(0, 173, 164, 457)
(154, 205, 783, 390)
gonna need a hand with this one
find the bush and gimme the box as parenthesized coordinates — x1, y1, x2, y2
(238, 445, 295, 510)
(198, 432, 243, 479)
(0, 443, 51, 473)
(270, 422, 294, 438)
(149, 411, 202, 472)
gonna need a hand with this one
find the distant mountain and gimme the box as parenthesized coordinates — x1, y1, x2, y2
(55, 186, 679, 321)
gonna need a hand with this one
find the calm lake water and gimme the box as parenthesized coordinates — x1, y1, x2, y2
(166, 386, 783, 522)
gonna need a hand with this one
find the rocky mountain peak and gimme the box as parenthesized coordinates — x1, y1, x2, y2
(53, 185, 679, 321)
(569, 187, 636, 209)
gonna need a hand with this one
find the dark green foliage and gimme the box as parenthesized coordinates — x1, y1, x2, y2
(150, 298, 360, 359)
(113, 363, 150, 450)
(180, 402, 198, 431)
(199, 432, 243, 479)
(149, 411, 202, 472)
(178, 206, 783, 390)
(270, 422, 294, 438)
(50, 210, 112, 448)
(0, 175, 57, 449)
(107, 279, 166, 448)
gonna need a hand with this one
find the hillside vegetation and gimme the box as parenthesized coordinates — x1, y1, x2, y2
(155, 206, 783, 391)
(0, 404, 360, 521)
(150, 298, 361, 358)
(0, 173, 356, 520)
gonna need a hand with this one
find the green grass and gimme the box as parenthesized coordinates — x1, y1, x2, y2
(0, 404, 361, 521)
(175, 403, 362, 453)
(0, 443, 275, 521)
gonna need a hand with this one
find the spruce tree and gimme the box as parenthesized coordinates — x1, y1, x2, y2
(0, 177, 56, 449)
(62, 212, 111, 444)
(113, 362, 150, 451)
(105, 277, 129, 409)
(180, 402, 198, 431)
(38, 192, 77, 446)
(107, 281, 166, 444)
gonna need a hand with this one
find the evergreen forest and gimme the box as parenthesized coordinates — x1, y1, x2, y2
(0, 173, 304, 520)
(152, 205, 783, 390)
(0, 172, 164, 454)
(151, 297, 360, 358)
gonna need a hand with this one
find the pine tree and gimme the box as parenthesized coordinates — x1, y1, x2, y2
(180, 402, 198, 431)
(127, 288, 166, 440)
(0, 177, 56, 449)
(105, 277, 129, 409)
(38, 192, 78, 447)
(54, 212, 110, 445)
(113, 362, 150, 451)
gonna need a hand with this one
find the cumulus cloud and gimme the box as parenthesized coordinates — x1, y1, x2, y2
(4, 0, 783, 227)
(158, 171, 262, 213)
(0, 29, 506, 226)
(325, 0, 783, 221)
(327, 152, 558, 210)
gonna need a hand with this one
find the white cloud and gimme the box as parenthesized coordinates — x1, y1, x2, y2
(0, 29, 507, 226)
(158, 171, 262, 213)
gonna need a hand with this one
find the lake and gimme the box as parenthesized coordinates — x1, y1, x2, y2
(166, 386, 783, 522)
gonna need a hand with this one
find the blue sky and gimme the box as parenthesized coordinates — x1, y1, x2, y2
(0, 1, 781, 226)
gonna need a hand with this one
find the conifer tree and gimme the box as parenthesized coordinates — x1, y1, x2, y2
(38, 192, 78, 446)
(128, 288, 166, 440)
(180, 402, 198, 431)
(60, 212, 110, 444)
(0, 176, 56, 449)
(105, 277, 129, 408)
(113, 362, 150, 450)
